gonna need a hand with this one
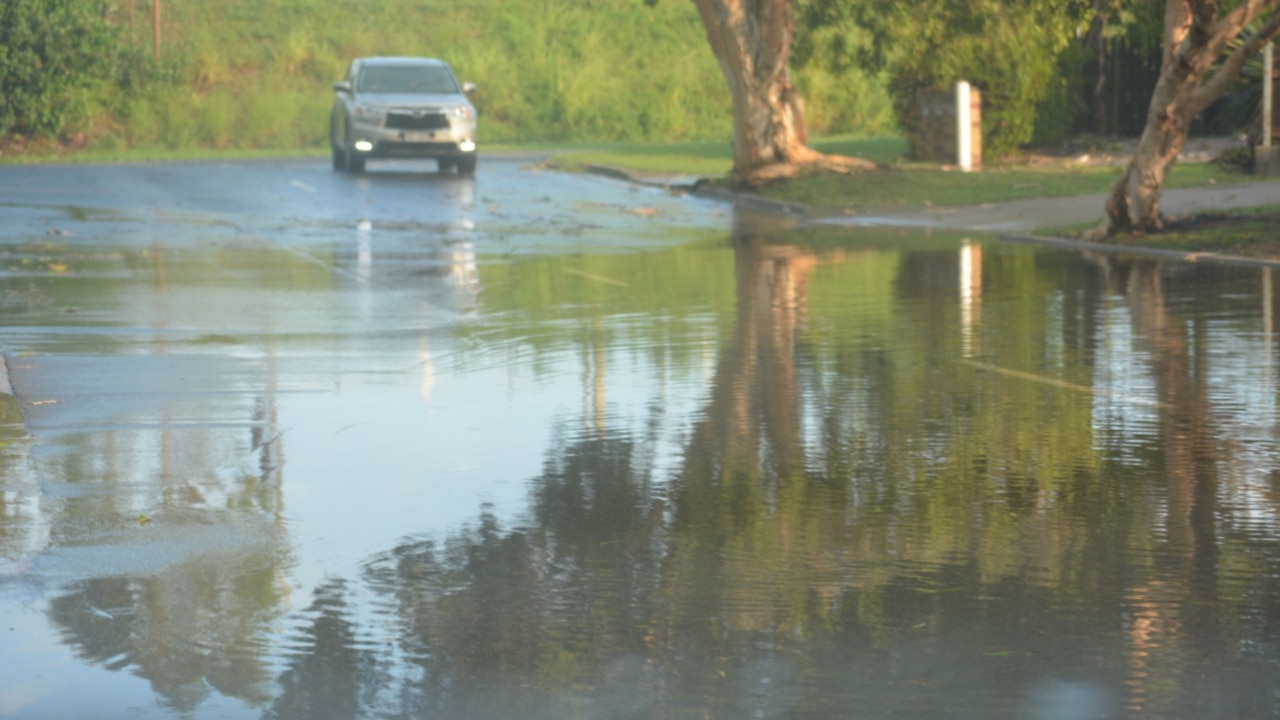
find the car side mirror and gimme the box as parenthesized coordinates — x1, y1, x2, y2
(333, 80, 352, 94)
(462, 81, 477, 94)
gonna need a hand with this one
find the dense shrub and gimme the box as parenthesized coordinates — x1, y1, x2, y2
(0, 0, 115, 138)
(885, 3, 1086, 158)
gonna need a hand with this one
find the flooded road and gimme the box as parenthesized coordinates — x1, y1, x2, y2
(2, 158, 1279, 719)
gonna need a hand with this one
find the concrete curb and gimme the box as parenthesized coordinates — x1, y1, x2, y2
(0, 354, 13, 396)
(0, 354, 28, 439)
(575, 163, 816, 218)
(688, 184, 814, 219)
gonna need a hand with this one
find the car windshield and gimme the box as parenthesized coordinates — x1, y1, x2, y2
(356, 64, 458, 94)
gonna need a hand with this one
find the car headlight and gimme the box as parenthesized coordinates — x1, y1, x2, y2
(448, 105, 475, 119)
(354, 104, 383, 120)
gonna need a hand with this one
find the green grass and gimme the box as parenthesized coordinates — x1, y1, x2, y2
(548, 136, 908, 178)
(548, 135, 1269, 214)
(761, 158, 1259, 210)
(1088, 205, 1280, 256)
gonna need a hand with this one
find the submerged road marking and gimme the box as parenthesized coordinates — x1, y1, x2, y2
(563, 268, 628, 287)
(960, 359, 1167, 408)
(282, 246, 365, 283)
(290, 180, 316, 192)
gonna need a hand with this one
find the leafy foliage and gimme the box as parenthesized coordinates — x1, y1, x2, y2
(0, 0, 115, 138)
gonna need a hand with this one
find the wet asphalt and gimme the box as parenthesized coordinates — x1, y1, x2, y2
(0, 154, 731, 578)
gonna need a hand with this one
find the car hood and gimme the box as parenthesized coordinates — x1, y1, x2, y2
(355, 93, 470, 108)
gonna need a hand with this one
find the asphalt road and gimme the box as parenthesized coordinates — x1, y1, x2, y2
(0, 154, 728, 254)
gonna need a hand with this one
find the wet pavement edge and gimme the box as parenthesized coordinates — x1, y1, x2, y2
(0, 354, 27, 438)
(578, 164, 1280, 269)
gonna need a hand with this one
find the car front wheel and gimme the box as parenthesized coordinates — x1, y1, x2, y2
(330, 116, 346, 171)
(456, 155, 477, 175)
(344, 130, 366, 174)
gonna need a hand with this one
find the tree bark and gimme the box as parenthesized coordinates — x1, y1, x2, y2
(1094, 0, 1280, 238)
(691, 0, 875, 187)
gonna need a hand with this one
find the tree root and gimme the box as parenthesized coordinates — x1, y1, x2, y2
(734, 147, 878, 188)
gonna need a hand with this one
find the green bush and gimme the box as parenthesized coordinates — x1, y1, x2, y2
(0, 0, 115, 138)
(888, 6, 1081, 158)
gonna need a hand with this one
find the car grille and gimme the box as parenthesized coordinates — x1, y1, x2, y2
(385, 111, 449, 130)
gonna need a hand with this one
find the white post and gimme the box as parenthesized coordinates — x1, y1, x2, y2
(1264, 44, 1273, 149)
(956, 81, 973, 173)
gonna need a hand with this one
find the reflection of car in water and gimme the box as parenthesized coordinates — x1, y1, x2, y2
(439, 241, 478, 288)
(330, 56, 478, 175)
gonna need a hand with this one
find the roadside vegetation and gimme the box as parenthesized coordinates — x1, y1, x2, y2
(1041, 205, 1280, 260)
(549, 136, 1265, 214)
(5, 0, 1280, 258)
(0, 0, 891, 158)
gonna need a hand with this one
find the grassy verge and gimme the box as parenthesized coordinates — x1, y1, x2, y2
(1041, 205, 1280, 260)
(752, 158, 1264, 208)
(548, 136, 908, 178)
(549, 136, 1267, 211)
(759, 158, 1261, 209)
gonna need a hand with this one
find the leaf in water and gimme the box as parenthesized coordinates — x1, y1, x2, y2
(48, 263, 69, 273)
(137, 514, 151, 526)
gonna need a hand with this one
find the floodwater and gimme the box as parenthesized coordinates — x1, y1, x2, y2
(1, 160, 1279, 719)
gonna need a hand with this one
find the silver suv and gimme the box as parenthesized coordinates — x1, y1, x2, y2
(330, 57, 478, 174)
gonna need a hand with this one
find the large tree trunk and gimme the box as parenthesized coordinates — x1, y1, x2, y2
(692, 0, 874, 187)
(1094, 0, 1280, 239)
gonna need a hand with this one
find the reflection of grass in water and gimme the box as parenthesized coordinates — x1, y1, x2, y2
(0, 202, 124, 223)
(191, 334, 244, 345)
(775, 225, 982, 251)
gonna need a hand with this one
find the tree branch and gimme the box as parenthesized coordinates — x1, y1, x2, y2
(1188, 9, 1280, 114)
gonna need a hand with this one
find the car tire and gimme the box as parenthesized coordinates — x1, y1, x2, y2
(330, 116, 346, 171)
(456, 155, 477, 176)
(343, 130, 366, 174)
(437, 158, 455, 174)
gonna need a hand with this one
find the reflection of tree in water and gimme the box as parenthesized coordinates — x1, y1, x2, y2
(264, 580, 382, 720)
(48, 552, 285, 713)
(269, 233, 1280, 718)
(43, 387, 292, 713)
(1094, 259, 1280, 719)
(352, 437, 665, 719)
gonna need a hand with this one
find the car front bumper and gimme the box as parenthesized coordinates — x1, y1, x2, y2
(349, 118, 477, 159)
